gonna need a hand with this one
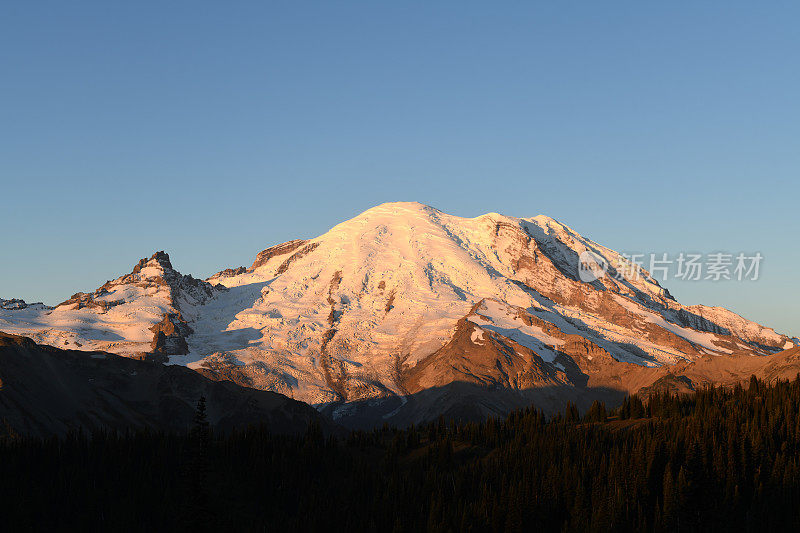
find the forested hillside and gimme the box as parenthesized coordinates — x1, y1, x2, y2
(3, 376, 800, 531)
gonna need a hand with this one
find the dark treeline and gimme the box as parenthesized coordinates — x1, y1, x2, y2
(3, 375, 800, 532)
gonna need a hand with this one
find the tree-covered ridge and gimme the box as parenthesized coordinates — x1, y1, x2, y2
(3, 376, 800, 532)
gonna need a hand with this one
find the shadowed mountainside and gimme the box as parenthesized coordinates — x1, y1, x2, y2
(322, 345, 800, 429)
(0, 332, 332, 437)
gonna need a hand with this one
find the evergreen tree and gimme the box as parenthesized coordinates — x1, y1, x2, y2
(2, 377, 800, 531)
(182, 395, 213, 532)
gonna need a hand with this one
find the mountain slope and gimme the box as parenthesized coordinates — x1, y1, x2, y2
(1, 202, 796, 425)
(0, 332, 329, 437)
(192, 202, 793, 406)
(0, 252, 219, 360)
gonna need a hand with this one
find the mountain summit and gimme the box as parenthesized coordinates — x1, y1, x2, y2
(1, 203, 795, 424)
(0, 251, 219, 359)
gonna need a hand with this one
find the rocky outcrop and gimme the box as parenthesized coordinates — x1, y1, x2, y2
(210, 266, 247, 279)
(0, 299, 49, 311)
(123, 252, 216, 303)
(57, 251, 218, 312)
(250, 239, 308, 270)
(1, 299, 28, 310)
(274, 242, 320, 275)
(149, 312, 193, 356)
(58, 291, 124, 312)
(402, 317, 566, 394)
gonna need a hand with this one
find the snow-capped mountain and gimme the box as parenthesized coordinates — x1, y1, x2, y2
(0, 252, 219, 360)
(1, 202, 795, 423)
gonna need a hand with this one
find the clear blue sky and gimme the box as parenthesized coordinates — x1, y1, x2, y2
(1, 2, 798, 336)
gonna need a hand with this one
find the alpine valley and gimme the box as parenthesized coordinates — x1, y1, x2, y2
(2, 202, 798, 432)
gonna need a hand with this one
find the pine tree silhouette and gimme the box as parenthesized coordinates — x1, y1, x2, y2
(181, 395, 213, 531)
(5, 377, 800, 530)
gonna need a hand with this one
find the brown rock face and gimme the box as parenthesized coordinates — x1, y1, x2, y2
(250, 239, 308, 270)
(401, 300, 632, 399)
(149, 313, 192, 356)
(205, 240, 312, 282)
(0, 299, 44, 311)
(402, 317, 569, 394)
(133, 250, 173, 272)
(57, 292, 124, 312)
(212, 266, 247, 279)
(483, 220, 791, 358)
(57, 251, 217, 312)
(275, 242, 320, 275)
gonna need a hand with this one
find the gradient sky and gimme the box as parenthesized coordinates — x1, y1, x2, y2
(1, 2, 798, 336)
